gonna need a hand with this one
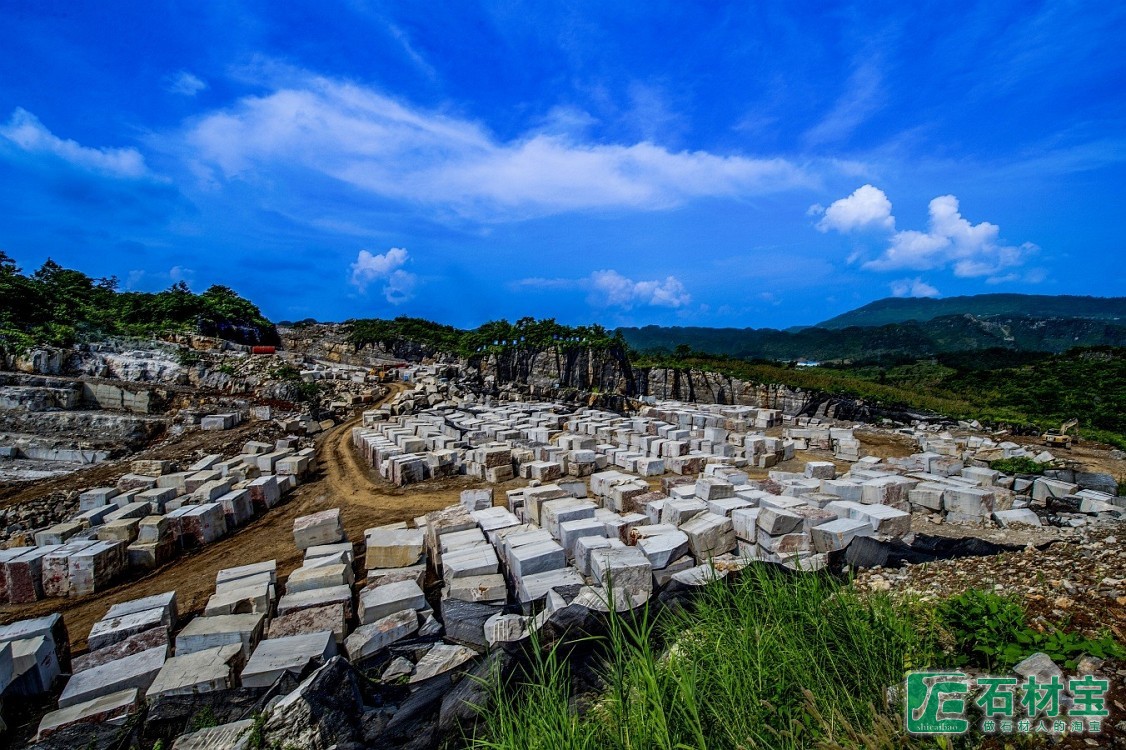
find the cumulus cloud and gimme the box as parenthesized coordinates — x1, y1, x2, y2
(182, 73, 811, 220)
(889, 277, 940, 298)
(0, 108, 148, 178)
(864, 195, 1036, 277)
(587, 270, 691, 309)
(350, 247, 417, 303)
(816, 185, 1037, 279)
(167, 71, 208, 96)
(813, 184, 894, 233)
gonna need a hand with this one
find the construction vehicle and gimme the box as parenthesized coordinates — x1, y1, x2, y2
(1043, 419, 1078, 449)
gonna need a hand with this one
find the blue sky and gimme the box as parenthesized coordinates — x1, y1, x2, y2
(1, 1, 1122, 328)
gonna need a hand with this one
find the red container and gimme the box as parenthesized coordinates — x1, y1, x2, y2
(251, 346, 276, 355)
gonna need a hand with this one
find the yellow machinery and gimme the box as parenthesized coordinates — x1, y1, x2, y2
(1043, 419, 1078, 449)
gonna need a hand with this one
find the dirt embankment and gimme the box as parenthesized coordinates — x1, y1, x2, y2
(0, 384, 494, 652)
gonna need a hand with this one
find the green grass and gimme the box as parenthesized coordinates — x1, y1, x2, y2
(471, 566, 929, 750)
(988, 457, 1046, 476)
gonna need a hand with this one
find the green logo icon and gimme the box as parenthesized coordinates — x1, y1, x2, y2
(905, 671, 971, 734)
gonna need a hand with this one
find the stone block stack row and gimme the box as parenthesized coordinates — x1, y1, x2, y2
(8, 439, 310, 605)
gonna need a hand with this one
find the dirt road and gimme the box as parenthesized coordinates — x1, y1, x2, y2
(0, 384, 486, 652)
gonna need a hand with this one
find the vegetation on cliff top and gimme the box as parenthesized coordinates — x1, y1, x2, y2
(0, 251, 276, 353)
(345, 316, 626, 359)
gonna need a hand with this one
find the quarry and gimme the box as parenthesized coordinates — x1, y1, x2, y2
(0, 332, 1123, 749)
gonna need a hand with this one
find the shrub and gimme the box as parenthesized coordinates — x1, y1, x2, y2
(989, 456, 1046, 475)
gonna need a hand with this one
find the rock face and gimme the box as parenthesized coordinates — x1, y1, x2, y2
(258, 657, 366, 750)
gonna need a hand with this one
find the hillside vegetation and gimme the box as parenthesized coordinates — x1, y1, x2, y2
(815, 293, 1126, 329)
(620, 314, 1126, 362)
(636, 346, 1126, 448)
(0, 251, 277, 353)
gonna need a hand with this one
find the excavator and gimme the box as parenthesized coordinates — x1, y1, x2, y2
(1043, 419, 1078, 449)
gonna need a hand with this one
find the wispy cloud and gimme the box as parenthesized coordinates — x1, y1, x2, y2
(166, 71, 208, 96)
(182, 72, 813, 221)
(514, 269, 691, 310)
(803, 61, 883, 147)
(1, 108, 149, 178)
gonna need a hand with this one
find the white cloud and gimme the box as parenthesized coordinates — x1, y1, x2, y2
(803, 61, 883, 147)
(183, 73, 811, 220)
(350, 247, 417, 304)
(0, 108, 148, 178)
(864, 194, 1036, 277)
(813, 184, 894, 233)
(889, 277, 940, 298)
(167, 71, 208, 96)
(586, 270, 691, 309)
(513, 269, 691, 310)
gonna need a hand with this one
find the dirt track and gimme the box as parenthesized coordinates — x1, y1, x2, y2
(0, 384, 488, 652)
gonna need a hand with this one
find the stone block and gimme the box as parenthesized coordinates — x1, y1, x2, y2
(679, 512, 736, 559)
(364, 527, 425, 569)
(145, 643, 242, 700)
(36, 688, 141, 741)
(811, 519, 872, 553)
(268, 602, 349, 644)
(444, 573, 507, 603)
(175, 613, 264, 659)
(590, 546, 652, 606)
(757, 506, 803, 535)
(635, 530, 690, 569)
(293, 508, 344, 550)
(660, 498, 708, 526)
(344, 609, 418, 662)
(58, 645, 166, 709)
(75, 627, 170, 675)
(240, 631, 337, 689)
(358, 580, 426, 625)
(247, 476, 281, 511)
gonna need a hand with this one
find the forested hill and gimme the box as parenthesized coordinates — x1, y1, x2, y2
(0, 252, 277, 352)
(619, 314, 1126, 362)
(814, 294, 1126, 329)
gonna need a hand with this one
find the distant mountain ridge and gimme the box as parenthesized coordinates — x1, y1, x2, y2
(814, 294, 1126, 329)
(618, 294, 1126, 362)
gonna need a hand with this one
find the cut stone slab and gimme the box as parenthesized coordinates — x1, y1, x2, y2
(205, 580, 273, 616)
(216, 560, 276, 587)
(678, 512, 736, 559)
(358, 580, 426, 625)
(285, 562, 353, 594)
(58, 645, 166, 709)
(73, 627, 169, 674)
(364, 527, 425, 569)
(145, 643, 243, 700)
(442, 544, 500, 582)
(293, 508, 344, 550)
(509, 539, 565, 579)
(660, 498, 708, 526)
(344, 609, 418, 662)
(175, 613, 265, 660)
(409, 643, 477, 683)
(635, 530, 690, 569)
(810, 518, 872, 553)
(267, 602, 348, 644)
(992, 508, 1042, 529)
(88, 606, 169, 651)
(276, 584, 352, 620)
(757, 506, 803, 535)
(240, 631, 337, 689)
(36, 688, 140, 741)
(590, 546, 652, 607)
(444, 573, 507, 604)
(106, 591, 178, 628)
(516, 567, 584, 604)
